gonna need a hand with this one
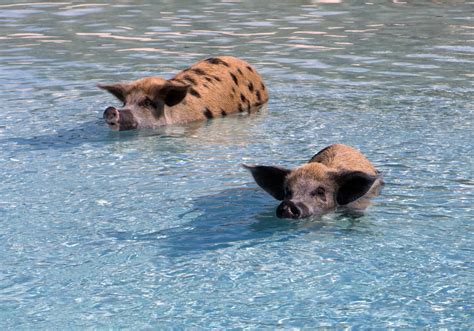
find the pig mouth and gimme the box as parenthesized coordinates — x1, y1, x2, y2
(103, 106, 120, 130)
(276, 201, 310, 219)
(103, 107, 138, 131)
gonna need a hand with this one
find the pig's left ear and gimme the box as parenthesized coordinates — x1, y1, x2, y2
(243, 164, 291, 200)
(333, 171, 379, 205)
(160, 81, 190, 107)
(98, 83, 130, 103)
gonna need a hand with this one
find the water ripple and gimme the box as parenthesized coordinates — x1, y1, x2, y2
(0, 0, 473, 329)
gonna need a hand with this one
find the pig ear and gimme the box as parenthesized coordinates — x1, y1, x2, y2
(333, 171, 378, 205)
(97, 83, 130, 103)
(160, 81, 190, 107)
(243, 164, 291, 200)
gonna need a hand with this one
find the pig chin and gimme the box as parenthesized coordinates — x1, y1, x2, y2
(103, 107, 138, 131)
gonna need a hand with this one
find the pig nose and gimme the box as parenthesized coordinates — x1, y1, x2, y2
(276, 201, 302, 219)
(103, 106, 120, 129)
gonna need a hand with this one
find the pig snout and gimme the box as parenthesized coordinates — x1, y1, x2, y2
(103, 106, 120, 130)
(103, 107, 138, 131)
(276, 201, 308, 219)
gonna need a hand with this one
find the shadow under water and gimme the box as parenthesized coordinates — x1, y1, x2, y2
(1, 120, 208, 152)
(106, 187, 370, 257)
(2, 110, 264, 152)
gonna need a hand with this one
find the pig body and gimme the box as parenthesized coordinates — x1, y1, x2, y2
(245, 144, 383, 219)
(99, 56, 268, 130)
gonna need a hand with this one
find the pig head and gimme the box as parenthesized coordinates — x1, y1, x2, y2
(99, 77, 189, 131)
(244, 144, 383, 219)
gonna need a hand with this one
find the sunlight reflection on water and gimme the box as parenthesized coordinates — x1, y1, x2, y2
(0, 0, 473, 329)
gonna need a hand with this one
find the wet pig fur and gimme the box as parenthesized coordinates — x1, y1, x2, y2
(244, 144, 384, 219)
(99, 56, 269, 130)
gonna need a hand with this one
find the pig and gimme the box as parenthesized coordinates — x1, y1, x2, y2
(244, 144, 384, 219)
(98, 56, 269, 130)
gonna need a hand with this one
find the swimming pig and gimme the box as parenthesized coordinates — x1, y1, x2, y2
(98, 56, 268, 130)
(244, 144, 383, 219)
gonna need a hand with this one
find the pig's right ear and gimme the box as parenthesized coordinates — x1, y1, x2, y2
(333, 171, 379, 205)
(243, 164, 290, 200)
(97, 83, 130, 103)
(160, 81, 190, 107)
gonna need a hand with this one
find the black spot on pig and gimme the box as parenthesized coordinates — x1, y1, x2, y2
(230, 73, 239, 85)
(190, 88, 201, 98)
(203, 108, 213, 119)
(248, 82, 254, 92)
(206, 57, 229, 67)
(191, 68, 206, 75)
(183, 75, 197, 85)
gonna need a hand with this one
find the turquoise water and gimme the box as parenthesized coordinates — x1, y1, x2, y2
(1, 1, 473, 328)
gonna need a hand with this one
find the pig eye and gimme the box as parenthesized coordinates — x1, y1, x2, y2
(311, 187, 326, 199)
(284, 187, 293, 198)
(139, 97, 156, 109)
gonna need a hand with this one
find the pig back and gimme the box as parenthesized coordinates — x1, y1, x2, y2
(309, 144, 378, 175)
(170, 56, 269, 120)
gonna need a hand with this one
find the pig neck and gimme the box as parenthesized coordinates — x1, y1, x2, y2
(162, 103, 196, 125)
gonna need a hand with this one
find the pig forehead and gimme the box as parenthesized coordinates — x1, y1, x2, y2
(125, 91, 148, 104)
(133, 77, 167, 88)
(128, 77, 168, 95)
(125, 78, 168, 102)
(286, 164, 330, 185)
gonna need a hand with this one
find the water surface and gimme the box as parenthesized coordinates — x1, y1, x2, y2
(0, 1, 473, 328)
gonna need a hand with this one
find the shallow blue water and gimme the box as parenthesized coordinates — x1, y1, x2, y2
(1, 1, 473, 328)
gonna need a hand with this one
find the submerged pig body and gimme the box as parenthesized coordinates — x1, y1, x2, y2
(245, 144, 383, 219)
(99, 56, 269, 130)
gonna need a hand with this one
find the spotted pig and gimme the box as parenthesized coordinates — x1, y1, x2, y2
(98, 56, 269, 130)
(244, 144, 384, 219)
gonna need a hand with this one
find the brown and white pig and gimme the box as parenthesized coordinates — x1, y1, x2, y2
(98, 56, 269, 130)
(244, 144, 384, 219)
